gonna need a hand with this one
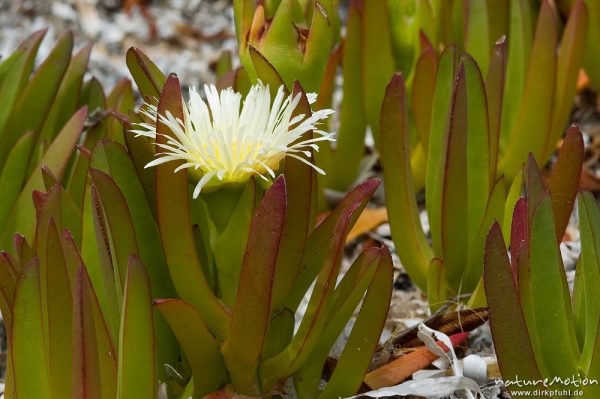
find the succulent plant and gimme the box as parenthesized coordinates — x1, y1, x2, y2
(233, 0, 338, 93)
(130, 71, 394, 398)
(315, 0, 587, 199)
(484, 130, 600, 397)
(380, 59, 586, 306)
(0, 46, 394, 399)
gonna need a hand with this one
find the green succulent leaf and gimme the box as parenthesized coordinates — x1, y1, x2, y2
(327, 2, 367, 191)
(272, 83, 316, 311)
(0, 132, 35, 227)
(117, 256, 157, 399)
(528, 195, 579, 377)
(248, 46, 288, 95)
(12, 258, 51, 399)
(222, 176, 287, 395)
(546, 0, 588, 158)
(155, 299, 226, 399)
(155, 74, 230, 340)
(548, 126, 584, 241)
(412, 35, 437, 151)
(261, 201, 356, 389)
(38, 42, 92, 147)
(320, 246, 393, 399)
(485, 37, 506, 181)
(576, 192, 600, 371)
(500, 0, 557, 180)
(380, 73, 431, 290)
(294, 247, 380, 398)
(285, 179, 379, 309)
(499, 0, 533, 150)
(126, 47, 166, 100)
(0, 31, 74, 173)
(484, 222, 540, 393)
(463, 0, 490, 73)
(0, 29, 45, 136)
(72, 265, 118, 399)
(0, 107, 87, 250)
(360, 0, 396, 145)
(41, 218, 74, 398)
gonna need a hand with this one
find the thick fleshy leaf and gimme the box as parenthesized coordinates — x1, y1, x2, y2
(0, 29, 45, 136)
(546, 0, 588, 158)
(500, 0, 557, 180)
(0, 252, 17, 333)
(90, 168, 139, 289)
(360, 0, 396, 145)
(155, 299, 225, 398)
(248, 46, 288, 95)
(67, 96, 107, 215)
(327, 2, 366, 191)
(387, 0, 419, 75)
(582, 318, 600, 396)
(524, 154, 547, 222)
(84, 172, 121, 341)
(72, 265, 118, 399)
(285, 179, 379, 309)
(117, 256, 156, 399)
(528, 195, 579, 377)
(412, 35, 437, 150)
(105, 79, 135, 144)
(584, 0, 600, 87)
(380, 74, 431, 290)
(548, 126, 584, 241)
(486, 37, 506, 181)
(462, 53, 491, 253)
(123, 124, 157, 212)
(0, 132, 34, 227)
(209, 181, 256, 307)
(221, 176, 287, 395)
(502, 168, 523, 240)
(91, 140, 174, 299)
(499, 0, 533, 150)
(272, 83, 316, 311)
(483, 223, 540, 391)
(261, 203, 357, 389)
(463, 0, 490, 73)
(294, 247, 380, 398)
(155, 74, 230, 340)
(464, 177, 506, 292)
(38, 42, 92, 145)
(12, 259, 51, 399)
(302, 2, 334, 92)
(125, 47, 166, 100)
(437, 64, 469, 290)
(427, 258, 446, 312)
(576, 192, 600, 371)
(41, 218, 74, 398)
(0, 31, 73, 172)
(509, 197, 527, 286)
(0, 107, 87, 250)
(320, 246, 393, 399)
(426, 46, 457, 256)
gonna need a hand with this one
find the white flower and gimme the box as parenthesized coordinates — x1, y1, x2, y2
(130, 82, 335, 198)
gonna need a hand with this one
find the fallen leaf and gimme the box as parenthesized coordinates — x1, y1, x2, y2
(580, 169, 600, 192)
(364, 332, 469, 389)
(578, 69, 590, 92)
(346, 207, 388, 243)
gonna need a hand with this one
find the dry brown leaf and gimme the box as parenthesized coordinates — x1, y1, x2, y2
(364, 332, 469, 389)
(578, 69, 590, 92)
(580, 169, 600, 192)
(346, 207, 389, 243)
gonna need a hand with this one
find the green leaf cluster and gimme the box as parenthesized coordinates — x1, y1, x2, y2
(484, 130, 600, 397)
